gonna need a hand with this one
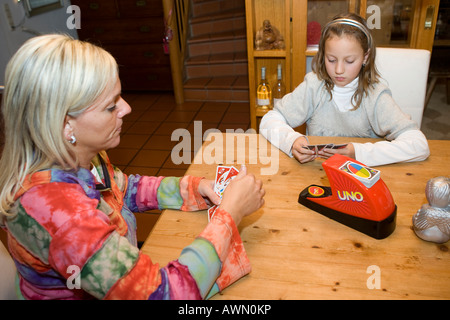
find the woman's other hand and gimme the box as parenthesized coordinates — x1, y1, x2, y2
(218, 165, 265, 226)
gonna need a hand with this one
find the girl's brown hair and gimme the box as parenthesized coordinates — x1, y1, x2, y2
(312, 13, 380, 109)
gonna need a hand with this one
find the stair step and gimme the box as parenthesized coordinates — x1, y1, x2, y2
(191, 0, 245, 18)
(191, 7, 245, 23)
(187, 29, 247, 57)
(190, 8, 245, 37)
(183, 75, 249, 102)
(188, 29, 246, 44)
(186, 51, 245, 65)
(184, 75, 248, 89)
(185, 51, 247, 78)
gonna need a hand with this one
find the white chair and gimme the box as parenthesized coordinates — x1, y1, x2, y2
(0, 240, 18, 299)
(375, 47, 431, 127)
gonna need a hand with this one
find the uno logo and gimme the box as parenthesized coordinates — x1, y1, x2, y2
(308, 186, 324, 197)
(337, 191, 364, 202)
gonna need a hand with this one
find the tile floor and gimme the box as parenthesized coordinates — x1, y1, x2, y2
(114, 92, 250, 178)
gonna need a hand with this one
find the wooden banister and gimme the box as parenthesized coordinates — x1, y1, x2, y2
(162, 0, 190, 104)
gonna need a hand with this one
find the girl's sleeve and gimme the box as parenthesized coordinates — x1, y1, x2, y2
(259, 72, 317, 156)
(353, 129, 430, 166)
(353, 89, 430, 166)
(260, 110, 304, 156)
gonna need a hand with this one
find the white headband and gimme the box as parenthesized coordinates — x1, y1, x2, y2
(322, 18, 373, 48)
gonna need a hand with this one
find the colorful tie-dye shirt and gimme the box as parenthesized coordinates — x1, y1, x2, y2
(2, 151, 251, 299)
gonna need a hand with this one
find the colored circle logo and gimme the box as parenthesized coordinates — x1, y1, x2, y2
(347, 163, 371, 179)
(308, 186, 325, 197)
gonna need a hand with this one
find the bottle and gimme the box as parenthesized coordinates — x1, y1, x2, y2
(256, 67, 272, 109)
(273, 64, 286, 108)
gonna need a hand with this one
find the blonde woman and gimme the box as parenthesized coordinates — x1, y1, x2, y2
(0, 34, 264, 300)
(260, 13, 429, 166)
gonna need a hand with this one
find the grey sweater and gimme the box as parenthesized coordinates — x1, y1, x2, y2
(260, 72, 430, 166)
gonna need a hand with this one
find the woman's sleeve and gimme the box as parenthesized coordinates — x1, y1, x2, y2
(124, 175, 209, 212)
(47, 190, 248, 300)
(164, 207, 251, 299)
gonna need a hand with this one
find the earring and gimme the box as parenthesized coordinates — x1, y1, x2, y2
(70, 135, 76, 144)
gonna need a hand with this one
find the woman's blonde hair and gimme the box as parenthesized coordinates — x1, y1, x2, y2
(0, 34, 118, 217)
(312, 13, 380, 109)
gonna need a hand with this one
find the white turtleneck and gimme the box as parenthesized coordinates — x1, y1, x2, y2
(331, 77, 359, 112)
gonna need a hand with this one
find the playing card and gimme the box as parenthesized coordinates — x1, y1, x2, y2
(214, 165, 231, 195)
(224, 166, 239, 182)
(209, 165, 240, 221)
(208, 205, 218, 222)
(330, 143, 347, 149)
(302, 143, 347, 155)
(214, 166, 239, 198)
(302, 145, 317, 155)
(339, 160, 380, 188)
(315, 144, 328, 152)
(302, 144, 328, 155)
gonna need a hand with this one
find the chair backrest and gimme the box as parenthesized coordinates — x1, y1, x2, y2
(375, 47, 431, 127)
(0, 240, 18, 299)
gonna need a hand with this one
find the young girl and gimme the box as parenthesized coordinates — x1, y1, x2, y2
(260, 13, 430, 166)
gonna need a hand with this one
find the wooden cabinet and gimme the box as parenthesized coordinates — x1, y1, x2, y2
(245, 0, 291, 130)
(246, 0, 440, 131)
(72, 0, 172, 91)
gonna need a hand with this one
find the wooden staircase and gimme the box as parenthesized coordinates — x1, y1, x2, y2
(183, 0, 249, 102)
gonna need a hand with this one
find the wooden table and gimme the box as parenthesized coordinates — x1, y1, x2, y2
(141, 133, 450, 300)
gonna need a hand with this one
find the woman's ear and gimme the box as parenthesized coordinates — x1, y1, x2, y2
(63, 116, 74, 141)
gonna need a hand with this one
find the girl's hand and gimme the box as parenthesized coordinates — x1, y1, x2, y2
(291, 136, 316, 164)
(218, 165, 265, 226)
(318, 143, 355, 159)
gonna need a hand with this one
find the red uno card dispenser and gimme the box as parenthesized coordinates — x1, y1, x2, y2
(298, 154, 396, 239)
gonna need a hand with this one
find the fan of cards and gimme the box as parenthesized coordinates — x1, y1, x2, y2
(208, 165, 240, 221)
(302, 143, 348, 155)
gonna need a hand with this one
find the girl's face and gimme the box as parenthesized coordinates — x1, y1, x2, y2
(65, 77, 131, 166)
(324, 34, 369, 87)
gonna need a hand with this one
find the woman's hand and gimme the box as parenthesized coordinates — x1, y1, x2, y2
(291, 136, 316, 164)
(197, 178, 221, 206)
(218, 165, 265, 226)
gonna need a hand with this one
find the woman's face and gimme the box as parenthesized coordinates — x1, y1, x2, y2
(324, 34, 368, 87)
(66, 77, 131, 165)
